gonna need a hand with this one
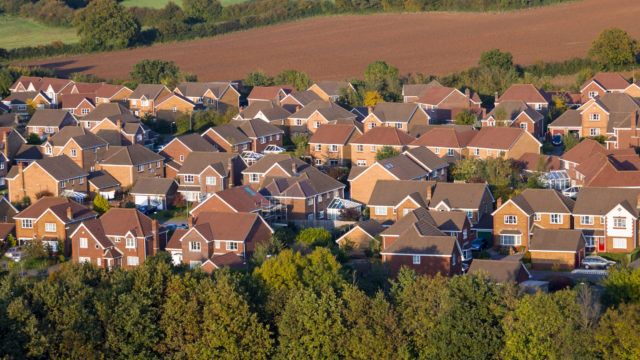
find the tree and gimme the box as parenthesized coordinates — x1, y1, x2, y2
(363, 90, 383, 107)
(589, 28, 638, 69)
(92, 194, 110, 215)
(274, 69, 311, 91)
(364, 61, 401, 100)
(451, 158, 483, 182)
(296, 227, 332, 247)
(454, 109, 477, 125)
(563, 134, 579, 150)
(26, 133, 42, 145)
(130, 59, 181, 87)
(375, 146, 399, 161)
(595, 303, 640, 359)
(479, 49, 514, 71)
(602, 267, 640, 307)
(244, 71, 274, 87)
(182, 0, 222, 23)
(291, 133, 309, 158)
(75, 0, 140, 51)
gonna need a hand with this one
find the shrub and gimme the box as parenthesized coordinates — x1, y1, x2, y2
(296, 227, 332, 247)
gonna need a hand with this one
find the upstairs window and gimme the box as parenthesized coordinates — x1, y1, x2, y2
(189, 241, 201, 252)
(613, 217, 626, 229)
(550, 214, 562, 224)
(504, 215, 517, 224)
(22, 219, 33, 229)
(184, 175, 194, 183)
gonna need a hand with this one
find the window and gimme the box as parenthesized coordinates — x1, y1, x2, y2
(314, 121, 320, 129)
(179, 155, 185, 162)
(357, 160, 366, 166)
(157, 161, 161, 168)
(85, 122, 92, 128)
(463, 229, 468, 240)
(45, 223, 56, 232)
(519, 123, 528, 131)
(589, 128, 600, 136)
(315, 159, 323, 166)
(260, 137, 266, 144)
(589, 113, 600, 121)
(452, 255, 457, 266)
(295, 119, 303, 126)
(275, 134, 280, 140)
(329, 145, 338, 153)
(79, 177, 84, 184)
(79, 237, 88, 248)
(78, 257, 90, 263)
(184, 174, 194, 183)
(45, 127, 54, 134)
(0, 163, 3, 170)
(585, 236, 595, 248)
(473, 148, 480, 156)
(249, 174, 259, 183)
(356, 145, 364, 152)
(581, 216, 594, 225)
(370, 145, 376, 152)
(307, 197, 313, 206)
(189, 241, 201, 252)
(500, 235, 521, 246)
(446, 148, 454, 156)
(81, 108, 90, 115)
(21, 219, 33, 229)
(317, 195, 323, 203)
(434, 147, 440, 154)
(534, 213, 541, 221)
(535, 104, 543, 110)
(466, 211, 473, 219)
(315, 144, 322, 151)
(70, 148, 77, 157)
(114, 237, 121, 243)
(588, 91, 598, 99)
(96, 258, 101, 267)
(45, 146, 52, 155)
(215, 240, 221, 249)
(126, 237, 136, 249)
(127, 256, 139, 266)
(141, 100, 149, 107)
(395, 123, 402, 129)
(374, 207, 387, 216)
(172, 107, 178, 113)
(550, 214, 562, 224)
(613, 238, 627, 249)
(412, 255, 420, 265)
(613, 217, 626, 229)
(504, 215, 517, 224)
(137, 165, 144, 172)
(226, 242, 238, 251)
(205, 176, 216, 185)
(368, 122, 376, 129)
(60, 180, 65, 188)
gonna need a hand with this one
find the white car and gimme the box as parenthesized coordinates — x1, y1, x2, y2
(3, 247, 22, 262)
(263, 145, 285, 154)
(562, 186, 581, 198)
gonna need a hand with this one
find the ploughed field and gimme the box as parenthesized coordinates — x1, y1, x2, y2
(23, 0, 640, 81)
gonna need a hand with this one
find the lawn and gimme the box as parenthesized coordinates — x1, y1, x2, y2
(0, 15, 78, 49)
(122, 0, 245, 7)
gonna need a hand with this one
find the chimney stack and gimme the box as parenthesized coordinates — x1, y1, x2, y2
(116, 119, 122, 129)
(636, 192, 640, 210)
(496, 197, 503, 208)
(66, 206, 73, 221)
(426, 184, 433, 200)
(227, 157, 234, 187)
(295, 105, 301, 112)
(494, 91, 499, 103)
(291, 160, 297, 175)
(151, 219, 160, 253)
(2, 131, 7, 158)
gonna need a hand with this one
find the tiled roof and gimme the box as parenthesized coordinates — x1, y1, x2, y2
(28, 109, 74, 127)
(99, 208, 155, 237)
(467, 127, 530, 150)
(530, 228, 584, 252)
(179, 151, 236, 175)
(498, 84, 549, 104)
(351, 127, 415, 146)
(430, 183, 490, 210)
(308, 124, 358, 145)
(130, 178, 177, 195)
(16, 197, 96, 222)
(100, 144, 163, 166)
(410, 126, 476, 148)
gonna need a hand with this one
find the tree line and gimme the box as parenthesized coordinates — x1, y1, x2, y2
(1, 247, 639, 359)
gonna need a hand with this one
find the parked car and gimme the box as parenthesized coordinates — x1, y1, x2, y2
(551, 134, 563, 146)
(137, 205, 157, 215)
(165, 223, 177, 232)
(176, 223, 189, 230)
(581, 256, 616, 269)
(470, 238, 488, 251)
(4, 247, 22, 262)
(562, 186, 581, 199)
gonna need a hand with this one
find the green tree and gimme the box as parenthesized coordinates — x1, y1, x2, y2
(130, 59, 181, 87)
(454, 109, 477, 125)
(75, 0, 140, 51)
(92, 194, 110, 215)
(26, 133, 41, 145)
(479, 48, 514, 71)
(291, 133, 309, 157)
(589, 28, 638, 69)
(274, 69, 311, 91)
(182, 0, 222, 23)
(595, 303, 640, 360)
(244, 71, 274, 87)
(364, 60, 401, 100)
(602, 267, 640, 306)
(363, 90, 383, 107)
(563, 134, 580, 150)
(451, 158, 483, 182)
(296, 227, 332, 247)
(375, 145, 399, 161)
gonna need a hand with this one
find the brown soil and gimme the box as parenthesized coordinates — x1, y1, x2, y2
(23, 0, 640, 81)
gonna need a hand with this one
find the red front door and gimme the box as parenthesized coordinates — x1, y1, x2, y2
(598, 237, 606, 252)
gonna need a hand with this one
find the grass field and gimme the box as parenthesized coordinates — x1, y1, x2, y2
(0, 15, 78, 49)
(121, 0, 245, 8)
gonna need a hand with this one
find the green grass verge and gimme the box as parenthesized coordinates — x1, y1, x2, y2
(122, 0, 245, 8)
(0, 15, 78, 49)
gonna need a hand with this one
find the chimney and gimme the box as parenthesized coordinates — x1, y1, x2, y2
(636, 192, 640, 210)
(188, 215, 194, 227)
(66, 206, 73, 221)
(291, 161, 297, 175)
(465, 88, 470, 97)
(496, 197, 503, 208)
(295, 105, 301, 112)
(426, 184, 433, 200)
(2, 131, 7, 158)
(151, 219, 160, 253)
(116, 119, 122, 129)
(367, 106, 373, 114)
(227, 157, 234, 187)
(494, 91, 499, 103)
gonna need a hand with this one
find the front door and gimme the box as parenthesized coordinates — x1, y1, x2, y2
(598, 237, 606, 252)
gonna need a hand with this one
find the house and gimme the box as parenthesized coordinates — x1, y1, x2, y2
(426, 210, 475, 258)
(159, 133, 217, 177)
(189, 185, 269, 219)
(6, 156, 89, 203)
(413, 85, 482, 123)
(9, 76, 74, 105)
(573, 187, 640, 253)
(165, 211, 272, 269)
(247, 86, 292, 105)
(495, 84, 550, 113)
(0, 128, 27, 185)
(259, 166, 346, 220)
(362, 102, 430, 133)
(368, 180, 434, 223)
(467, 259, 530, 283)
(429, 182, 494, 225)
(97, 145, 164, 188)
(93, 83, 133, 104)
(467, 127, 542, 159)
(287, 100, 357, 133)
(154, 93, 196, 122)
(529, 228, 586, 270)
(26, 109, 77, 139)
(492, 189, 575, 250)
(91, 116, 149, 146)
(380, 207, 463, 276)
(1, 91, 51, 114)
(128, 84, 172, 117)
(173, 81, 240, 112)
(130, 178, 178, 210)
(59, 93, 96, 117)
(41, 127, 110, 171)
(201, 124, 252, 153)
(307, 81, 353, 102)
(409, 126, 476, 162)
(349, 127, 416, 167)
(0, 223, 15, 244)
(176, 152, 243, 202)
(79, 102, 136, 130)
(335, 219, 384, 257)
(234, 101, 291, 125)
(229, 119, 284, 153)
(309, 124, 361, 167)
(70, 208, 166, 269)
(481, 100, 545, 138)
(580, 72, 629, 103)
(15, 196, 97, 252)
(279, 90, 323, 113)
(242, 154, 308, 189)
(402, 80, 442, 103)
(516, 152, 567, 190)
(88, 171, 121, 200)
(0, 196, 18, 223)
(348, 148, 447, 204)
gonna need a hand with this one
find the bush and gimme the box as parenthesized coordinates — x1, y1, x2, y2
(296, 227, 332, 247)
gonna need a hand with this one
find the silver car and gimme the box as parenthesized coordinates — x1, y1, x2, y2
(3, 247, 22, 262)
(581, 256, 616, 269)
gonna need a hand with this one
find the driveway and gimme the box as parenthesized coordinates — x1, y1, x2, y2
(529, 268, 608, 283)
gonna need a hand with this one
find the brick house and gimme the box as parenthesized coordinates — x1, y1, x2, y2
(481, 100, 545, 138)
(165, 211, 272, 269)
(97, 145, 164, 188)
(130, 178, 177, 210)
(154, 93, 197, 122)
(279, 90, 323, 113)
(492, 189, 574, 250)
(1, 91, 52, 115)
(93, 83, 133, 104)
(128, 84, 172, 117)
(529, 229, 586, 270)
(428, 182, 495, 226)
(41, 127, 109, 171)
(367, 180, 434, 223)
(495, 84, 550, 114)
(307, 81, 353, 102)
(349, 127, 416, 167)
(6, 156, 89, 203)
(59, 94, 96, 117)
(229, 119, 284, 153)
(401, 81, 442, 103)
(247, 86, 291, 105)
(15, 197, 97, 252)
(362, 102, 430, 133)
(159, 133, 217, 178)
(409, 125, 476, 163)
(467, 259, 530, 284)
(287, 100, 357, 133)
(189, 185, 269, 219)
(335, 219, 385, 257)
(467, 127, 542, 160)
(176, 152, 243, 202)
(9, 76, 74, 106)
(26, 109, 77, 140)
(242, 154, 308, 189)
(174, 81, 240, 113)
(579, 72, 629, 104)
(70, 208, 166, 269)
(201, 124, 252, 153)
(233, 102, 291, 126)
(413, 85, 482, 123)
(79, 102, 135, 130)
(309, 124, 361, 167)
